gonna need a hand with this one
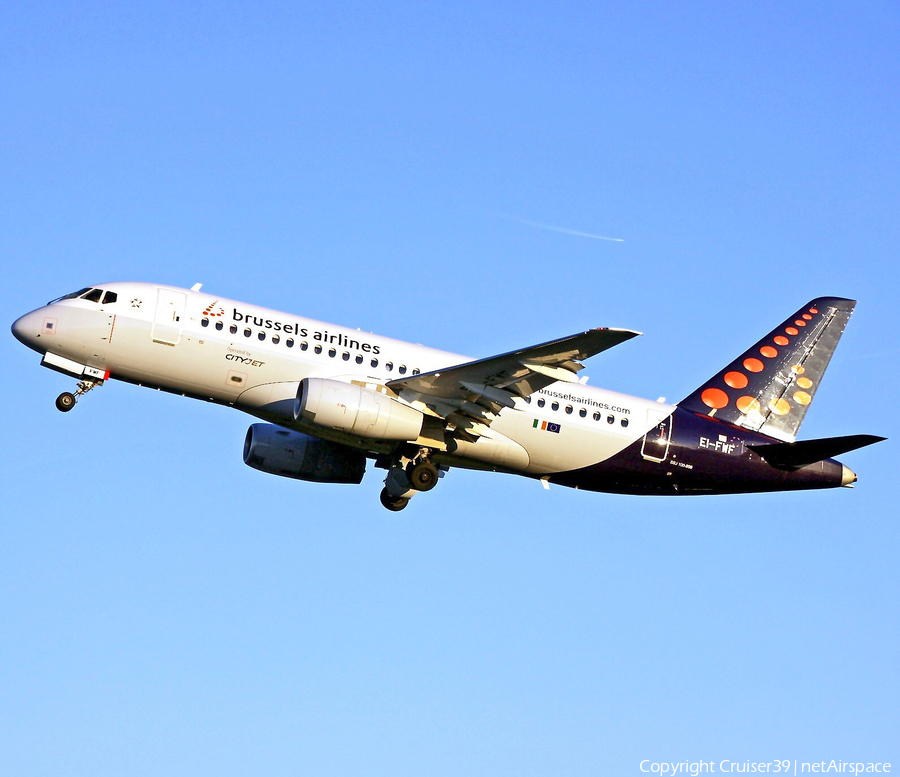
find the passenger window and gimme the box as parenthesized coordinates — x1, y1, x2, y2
(551, 401, 559, 411)
(412, 368, 420, 375)
(328, 348, 336, 358)
(593, 411, 601, 421)
(215, 321, 223, 331)
(342, 352, 350, 361)
(300, 341, 308, 351)
(230, 325, 237, 334)
(258, 332, 266, 341)
(201, 318, 209, 327)
(399, 365, 407, 375)
(315, 345, 322, 354)
(579, 408, 587, 418)
(537, 398, 545, 408)
(244, 328, 252, 337)
(286, 338, 294, 348)
(101, 291, 117, 304)
(272, 334, 280, 344)
(385, 362, 393, 372)
(607, 415, 614, 424)
(355, 354, 363, 364)
(371, 358, 379, 368)
(621, 418, 629, 428)
(565, 405, 573, 414)
(524, 396, 531, 404)
(82, 289, 103, 303)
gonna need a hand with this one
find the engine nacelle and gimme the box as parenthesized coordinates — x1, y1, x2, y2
(243, 423, 366, 483)
(295, 378, 424, 442)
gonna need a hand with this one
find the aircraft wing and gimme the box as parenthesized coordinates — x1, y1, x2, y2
(387, 327, 640, 440)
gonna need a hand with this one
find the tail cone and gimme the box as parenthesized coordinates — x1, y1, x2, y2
(841, 465, 857, 488)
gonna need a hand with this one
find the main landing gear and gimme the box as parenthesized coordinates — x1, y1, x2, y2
(406, 458, 439, 492)
(379, 489, 410, 512)
(55, 379, 101, 412)
(379, 450, 443, 511)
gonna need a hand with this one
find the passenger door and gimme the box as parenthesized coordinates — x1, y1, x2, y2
(641, 409, 672, 463)
(152, 289, 186, 346)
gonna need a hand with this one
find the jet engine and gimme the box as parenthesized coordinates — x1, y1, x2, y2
(295, 378, 423, 442)
(243, 423, 366, 483)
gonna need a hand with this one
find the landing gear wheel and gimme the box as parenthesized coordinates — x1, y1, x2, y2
(380, 489, 410, 512)
(56, 392, 76, 412)
(406, 460, 439, 492)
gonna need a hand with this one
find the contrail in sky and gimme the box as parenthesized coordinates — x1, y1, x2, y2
(499, 214, 625, 242)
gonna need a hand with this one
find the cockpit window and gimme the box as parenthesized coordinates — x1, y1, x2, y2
(101, 291, 118, 304)
(81, 289, 103, 302)
(48, 287, 92, 304)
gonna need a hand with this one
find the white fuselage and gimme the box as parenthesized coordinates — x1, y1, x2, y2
(13, 282, 675, 476)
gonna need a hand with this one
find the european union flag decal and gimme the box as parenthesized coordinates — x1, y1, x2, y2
(532, 419, 561, 433)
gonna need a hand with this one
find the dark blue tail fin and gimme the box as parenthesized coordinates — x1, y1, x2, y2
(679, 298, 856, 442)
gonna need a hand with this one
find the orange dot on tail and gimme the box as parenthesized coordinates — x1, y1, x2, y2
(744, 357, 764, 373)
(809, 307, 818, 314)
(797, 376, 813, 388)
(795, 319, 806, 327)
(791, 364, 805, 374)
(701, 388, 729, 409)
(736, 396, 760, 414)
(793, 391, 812, 405)
(786, 327, 799, 336)
(760, 346, 778, 358)
(802, 314, 812, 320)
(724, 371, 748, 389)
(769, 398, 791, 416)
(774, 335, 789, 346)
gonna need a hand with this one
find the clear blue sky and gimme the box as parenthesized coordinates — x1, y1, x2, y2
(2, 2, 897, 774)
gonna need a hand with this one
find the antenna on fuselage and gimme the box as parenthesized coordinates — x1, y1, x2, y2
(191, 283, 203, 291)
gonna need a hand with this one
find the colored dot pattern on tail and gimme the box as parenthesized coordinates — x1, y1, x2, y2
(697, 305, 825, 416)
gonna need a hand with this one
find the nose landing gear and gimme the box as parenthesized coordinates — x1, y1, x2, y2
(55, 392, 76, 412)
(55, 379, 102, 412)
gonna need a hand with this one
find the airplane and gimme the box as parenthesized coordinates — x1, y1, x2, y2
(11, 283, 884, 510)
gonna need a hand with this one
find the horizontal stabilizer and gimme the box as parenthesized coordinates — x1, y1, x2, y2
(749, 434, 886, 471)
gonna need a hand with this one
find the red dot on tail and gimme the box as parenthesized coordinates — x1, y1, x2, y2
(724, 371, 748, 389)
(701, 388, 729, 409)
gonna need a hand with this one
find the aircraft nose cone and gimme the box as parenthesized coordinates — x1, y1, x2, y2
(11, 310, 43, 350)
(841, 464, 857, 488)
